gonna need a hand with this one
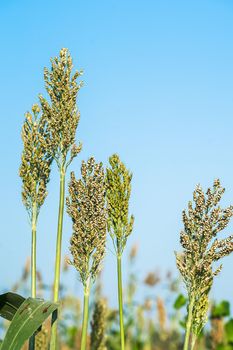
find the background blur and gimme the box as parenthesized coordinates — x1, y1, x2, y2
(1, 0, 233, 307)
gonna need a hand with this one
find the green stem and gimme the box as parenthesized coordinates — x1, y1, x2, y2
(28, 337, 35, 350)
(50, 167, 66, 350)
(190, 335, 197, 350)
(183, 297, 194, 350)
(80, 283, 90, 350)
(31, 202, 37, 298)
(28, 203, 38, 350)
(117, 254, 125, 350)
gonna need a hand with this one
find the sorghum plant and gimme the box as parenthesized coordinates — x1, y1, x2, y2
(106, 154, 134, 350)
(90, 299, 107, 350)
(19, 104, 52, 350)
(19, 104, 52, 299)
(66, 157, 107, 350)
(39, 48, 82, 348)
(176, 179, 233, 350)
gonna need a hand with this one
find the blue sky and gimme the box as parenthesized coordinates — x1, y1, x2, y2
(1, 0, 233, 306)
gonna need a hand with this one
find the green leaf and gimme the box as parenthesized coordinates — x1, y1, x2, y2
(173, 294, 187, 310)
(216, 345, 233, 350)
(225, 319, 233, 343)
(179, 320, 186, 329)
(212, 301, 230, 318)
(0, 292, 25, 321)
(1, 297, 58, 350)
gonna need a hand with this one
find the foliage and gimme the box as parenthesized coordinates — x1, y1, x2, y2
(0, 297, 58, 350)
(2, 246, 233, 350)
(0, 293, 25, 321)
(2, 48, 233, 350)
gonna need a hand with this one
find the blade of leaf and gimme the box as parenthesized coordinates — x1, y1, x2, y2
(173, 294, 187, 310)
(211, 300, 230, 318)
(1, 297, 59, 350)
(225, 319, 233, 343)
(0, 293, 25, 321)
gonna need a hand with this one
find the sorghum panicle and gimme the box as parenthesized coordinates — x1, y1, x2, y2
(176, 179, 233, 336)
(19, 104, 52, 219)
(90, 299, 107, 350)
(66, 157, 107, 287)
(106, 154, 134, 254)
(156, 297, 167, 332)
(39, 48, 82, 169)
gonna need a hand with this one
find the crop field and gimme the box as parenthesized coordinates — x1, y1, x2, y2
(1, 2, 233, 350)
(0, 48, 233, 350)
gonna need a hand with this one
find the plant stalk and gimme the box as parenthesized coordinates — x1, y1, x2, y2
(117, 254, 125, 350)
(81, 283, 90, 350)
(50, 167, 66, 350)
(183, 297, 194, 350)
(31, 202, 38, 298)
(28, 202, 38, 350)
(29, 337, 35, 350)
(190, 335, 197, 350)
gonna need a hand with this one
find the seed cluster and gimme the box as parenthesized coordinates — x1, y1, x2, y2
(35, 326, 49, 350)
(176, 179, 233, 335)
(156, 297, 167, 332)
(210, 317, 224, 349)
(144, 272, 160, 287)
(106, 154, 134, 255)
(39, 48, 82, 169)
(19, 104, 52, 220)
(66, 158, 107, 287)
(90, 299, 107, 350)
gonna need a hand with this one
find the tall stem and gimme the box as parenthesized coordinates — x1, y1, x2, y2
(29, 202, 38, 350)
(183, 297, 194, 350)
(50, 167, 66, 350)
(31, 202, 37, 298)
(190, 335, 197, 350)
(117, 254, 125, 350)
(80, 283, 90, 350)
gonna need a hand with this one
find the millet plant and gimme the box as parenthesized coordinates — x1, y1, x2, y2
(20, 104, 52, 298)
(106, 154, 134, 350)
(39, 48, 83, 348)
(90, 299, 107, 350)
(66, 157, 107, 350)
(19, 104, 52, 349)
(8, 47, 233, 350)
(176, 179, 233, 350)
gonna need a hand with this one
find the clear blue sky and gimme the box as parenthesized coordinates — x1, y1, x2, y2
(1, 0, 233, 306)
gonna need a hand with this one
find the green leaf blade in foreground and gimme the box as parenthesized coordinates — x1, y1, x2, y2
(0, 292, 25, 321)
(1, 297, 58, 350)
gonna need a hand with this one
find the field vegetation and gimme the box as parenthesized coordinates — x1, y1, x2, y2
(1, 48, 233, 350)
